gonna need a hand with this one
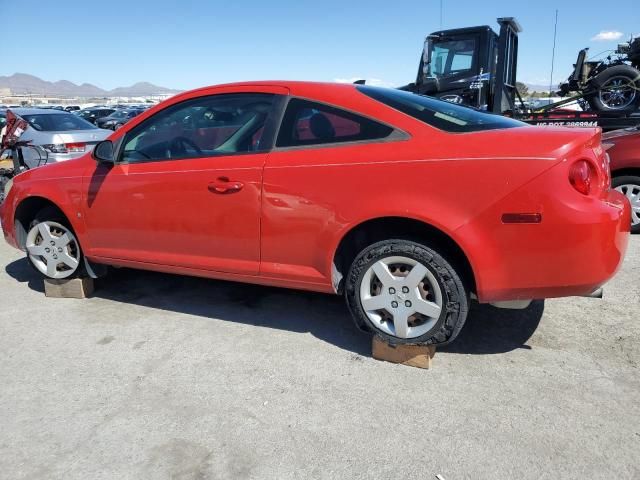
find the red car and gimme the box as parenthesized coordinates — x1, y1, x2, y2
(0, 82, 630, 345)
(603, 127, 640, 233)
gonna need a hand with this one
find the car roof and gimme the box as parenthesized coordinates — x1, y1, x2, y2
(185, 80, 358, 97)
(10, 108, 74, 115)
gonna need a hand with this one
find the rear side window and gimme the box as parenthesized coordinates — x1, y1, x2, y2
(357, 85, 526, 133)
(276, 98, 393, 148)
(23, 113, 97, 131)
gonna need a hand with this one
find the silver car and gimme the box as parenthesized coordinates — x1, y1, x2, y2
(11, 108, 111, 168)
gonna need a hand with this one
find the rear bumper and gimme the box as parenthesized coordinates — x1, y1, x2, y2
(460, 188, 630, 303)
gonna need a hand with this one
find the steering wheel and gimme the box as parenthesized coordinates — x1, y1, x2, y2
(166, 136, 202, 158)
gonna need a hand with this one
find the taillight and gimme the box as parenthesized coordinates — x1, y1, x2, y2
(42, 142, 86, 154)
(569, 159, 597, 195)
(65, 142, 86, 153)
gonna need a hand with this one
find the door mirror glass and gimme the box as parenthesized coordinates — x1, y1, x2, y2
(94, 140, 115, 163)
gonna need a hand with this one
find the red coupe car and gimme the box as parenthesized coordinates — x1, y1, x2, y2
(0, 82, 630, 345)
(603, 126, 640, 233)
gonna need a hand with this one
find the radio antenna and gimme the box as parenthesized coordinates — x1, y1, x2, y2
(549, 9, 558, 95)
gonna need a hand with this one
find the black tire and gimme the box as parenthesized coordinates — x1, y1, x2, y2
(612, 175, 640, 234)
(0, 175, 9, 205)
(587, 65, 640, 114)
(345, 239, 469, 346)
(26, 206, 85, 279)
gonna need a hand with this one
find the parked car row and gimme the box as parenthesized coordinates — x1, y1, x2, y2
(73, 104, 151, 130)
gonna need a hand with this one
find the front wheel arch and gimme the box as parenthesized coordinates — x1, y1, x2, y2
(14, 197, 72, 249)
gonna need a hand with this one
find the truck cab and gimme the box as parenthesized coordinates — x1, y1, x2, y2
(403, 18, 521, 113)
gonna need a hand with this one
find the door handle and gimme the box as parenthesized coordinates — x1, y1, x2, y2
(208, 176, 244, 194)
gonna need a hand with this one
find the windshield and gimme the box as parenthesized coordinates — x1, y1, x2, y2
(357, 86, 526, 133)
(23, 113, 97, 131)
(428, 37, 476, 76)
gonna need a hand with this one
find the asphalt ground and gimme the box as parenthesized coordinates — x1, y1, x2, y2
(0, 237, 638, 479)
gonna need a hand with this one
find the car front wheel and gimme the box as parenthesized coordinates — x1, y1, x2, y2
(25, 208, 83, 279)
(345, 239, 469, 345)
(613, 175, 640, 234)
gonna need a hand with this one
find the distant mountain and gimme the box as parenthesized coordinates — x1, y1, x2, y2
(0, 73, 181, 97)
(108, 81, 177, 97)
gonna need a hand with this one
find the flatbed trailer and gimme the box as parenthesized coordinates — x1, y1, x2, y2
(514, 111, 640, 131)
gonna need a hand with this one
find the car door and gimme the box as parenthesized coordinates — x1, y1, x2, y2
(82, 89, 287, 275)
(261, 96, 399, 284)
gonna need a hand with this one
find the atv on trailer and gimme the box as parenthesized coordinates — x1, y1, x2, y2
(558, 37, 640, 114)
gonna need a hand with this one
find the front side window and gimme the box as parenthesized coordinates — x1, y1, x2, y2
(358, 85, 526, 133)
(121, 94, 276, 163)
(276, 98, 394, 148)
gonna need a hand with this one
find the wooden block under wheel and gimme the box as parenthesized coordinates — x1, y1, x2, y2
(44, 277, 94, 299)
(372, 335, 436, 369)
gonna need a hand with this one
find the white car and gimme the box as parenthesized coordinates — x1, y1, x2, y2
(10, 108, 111, 168)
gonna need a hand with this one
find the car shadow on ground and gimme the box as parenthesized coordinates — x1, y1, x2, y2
(5, 258, 544, 356)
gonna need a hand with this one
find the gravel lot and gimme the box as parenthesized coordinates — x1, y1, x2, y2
(0, 237, 638, 480)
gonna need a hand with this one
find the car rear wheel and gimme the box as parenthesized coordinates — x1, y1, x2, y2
(613, 175, 640, 233)
(25, 207, 83, 279)
(345, 239, 469, 345)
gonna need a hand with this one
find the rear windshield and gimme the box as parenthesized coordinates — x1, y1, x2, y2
(23, 113, 97, 131)
(357, 85, 526, 133)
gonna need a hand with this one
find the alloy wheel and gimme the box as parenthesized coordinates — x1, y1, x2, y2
(25, 221, 81, 279)
(599, 76, 637, 110)
(615, 184, 640, 227)
(359, 256, 443, 339)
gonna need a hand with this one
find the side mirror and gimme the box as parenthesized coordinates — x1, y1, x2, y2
(93, 140, 115, 164)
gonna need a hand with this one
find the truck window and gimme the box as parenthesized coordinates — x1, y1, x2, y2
(430, 38, 476, 76)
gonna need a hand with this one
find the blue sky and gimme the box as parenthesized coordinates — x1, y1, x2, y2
(2, 0, 639, 90)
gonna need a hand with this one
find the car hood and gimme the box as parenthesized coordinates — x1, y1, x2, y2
(14, 153, 93, 182)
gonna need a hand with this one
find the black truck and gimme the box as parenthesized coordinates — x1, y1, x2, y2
(400, 17, 640, 131)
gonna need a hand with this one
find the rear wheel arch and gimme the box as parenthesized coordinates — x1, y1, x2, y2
(332, 216, 477, 295)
